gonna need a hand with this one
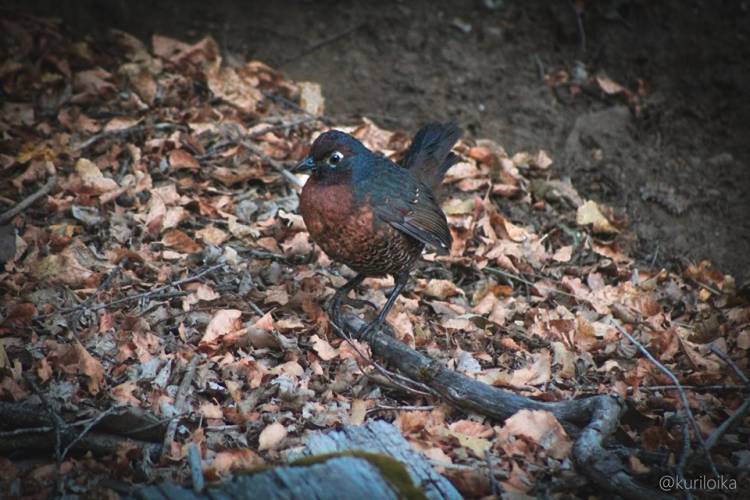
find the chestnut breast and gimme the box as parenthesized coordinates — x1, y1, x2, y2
(299, 177, 422, 275)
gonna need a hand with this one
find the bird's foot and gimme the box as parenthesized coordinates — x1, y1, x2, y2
(341, 297, 378, 311)
(328, 297, 376, 331)
(357, 317, 385, 342)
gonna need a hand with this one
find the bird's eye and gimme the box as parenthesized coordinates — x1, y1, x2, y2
(328, 151, 344, 166)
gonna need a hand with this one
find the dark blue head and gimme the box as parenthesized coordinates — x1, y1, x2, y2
(293, 130, 370, 178)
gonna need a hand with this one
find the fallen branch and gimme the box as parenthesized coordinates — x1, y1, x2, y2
(0, 402, 161, 461)
(339, 314, 669, 499)
(0, 175, 57, 224)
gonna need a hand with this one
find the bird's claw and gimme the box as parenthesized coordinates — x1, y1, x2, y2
(357, 318, 385, 342)
(341, 297, 378, 311)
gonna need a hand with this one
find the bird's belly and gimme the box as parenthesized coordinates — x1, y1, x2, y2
(300, 183, 422, 275)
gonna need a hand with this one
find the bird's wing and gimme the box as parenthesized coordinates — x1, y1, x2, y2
(367, 164, 452, 255)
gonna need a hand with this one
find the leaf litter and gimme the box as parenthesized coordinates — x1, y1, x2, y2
(0, 14, 748, 499)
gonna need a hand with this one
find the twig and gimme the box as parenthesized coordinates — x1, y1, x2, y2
(704, 398, 750, 452)
(675, 415, 693, 500)
(483, 267, 584, 301)
(0, 175, 57, 224)
(74, 122, 184, 150)
(485, 449, 502, 498)
(188, 443, 204, 493)
(161, 356, 199, 462)
(639, 384, 749, 392)
(610, 319, 720, 478)
(23, 373, 64, 463)
(239, 139, 303, 187)
(698, 346, 750, 453)
(0, 425, 55, 437)
(328, 319, 434, 398)
(280, 22, 367, 67)
(69, 257, 128, 333)
(197, 115, 319, 161)
(367, 405, 435, 414)
(61, 405, 123, 460)
(36, 264, 223, 319)
(710, 346, 750, 384)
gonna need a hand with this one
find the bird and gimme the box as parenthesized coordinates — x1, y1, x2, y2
(293, 122, 462, 339)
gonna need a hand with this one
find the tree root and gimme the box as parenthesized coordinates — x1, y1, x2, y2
(340, 314, 670, 500)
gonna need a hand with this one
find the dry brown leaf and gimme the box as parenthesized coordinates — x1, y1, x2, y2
(509, 351, 551, 387)
(168, 149, 200, 170)
(211, 449, 264, 476)
(497, 409, 572, 460)
(576, 200, 619, 234)
(419, 279, 463, 299)
(298, 81, 324, 115)
(206, 64, 262, 113)
(162, 229, 202, 253)
(350, 399, 367, 426)
(75, 158, 118, 194)
(200, 309, 244, 350)
(311, 335, 338, 361)
(111, 382, 140, 406)
(195, 225, 228, 246)
(199, 402, 224, 419)
(258, 422, 287, 451)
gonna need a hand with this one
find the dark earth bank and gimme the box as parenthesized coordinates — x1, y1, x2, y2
(8, 0, 750, 282)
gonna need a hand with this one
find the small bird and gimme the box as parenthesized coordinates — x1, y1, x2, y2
(294, 122, 462, 339)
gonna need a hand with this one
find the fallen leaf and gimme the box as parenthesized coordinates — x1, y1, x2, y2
(200, 310, 244, 349)
(498, 409, 572, 460)
(576, 200, 619, 234)
(258, 422, 287, 451)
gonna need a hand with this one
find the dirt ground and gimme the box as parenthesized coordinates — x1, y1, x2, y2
(11, 0, 750, 282)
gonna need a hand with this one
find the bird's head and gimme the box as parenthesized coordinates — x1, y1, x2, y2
(293, 130, 369, 179)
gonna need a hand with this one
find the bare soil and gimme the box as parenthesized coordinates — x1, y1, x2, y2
(13, 0, 750, 281)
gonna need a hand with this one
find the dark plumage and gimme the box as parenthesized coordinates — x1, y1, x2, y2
(294, 122, 462, 338)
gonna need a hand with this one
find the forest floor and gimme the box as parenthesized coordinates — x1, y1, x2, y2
(15, 0, 747, 283)
(1, 1, 749, 499)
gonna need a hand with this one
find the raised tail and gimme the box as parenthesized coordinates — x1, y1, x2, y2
(401, 122, 462, 194)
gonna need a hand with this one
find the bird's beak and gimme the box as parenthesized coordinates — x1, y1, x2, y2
(293, 156, 315, 173)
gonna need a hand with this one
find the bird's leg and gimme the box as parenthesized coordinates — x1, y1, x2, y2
(358, 271, 409, 341)
(329, 273, 369, 327)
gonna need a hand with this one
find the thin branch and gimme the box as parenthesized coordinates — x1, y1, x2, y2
(74, 122, 184, 150)
(0, 425, 55, 437)
(610, 319, 720, 478)
(280, 22, 368, 67)
(161, 356, 199, 462)
(698, 346, 750, 453)
(0, 175, 57, 224)
(239, 139, 303, 187)
(188, 443, 205, 493)
(61, 405, 123, 460)
(482, 267, 585, 301)
(328, 319, 434, 398)
(639, 384, 749, 392)
(36, 264, 224, 319)
(710, 346, 750, 384)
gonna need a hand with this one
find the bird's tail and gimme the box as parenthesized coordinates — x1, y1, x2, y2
(401, 122, 462, 195)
